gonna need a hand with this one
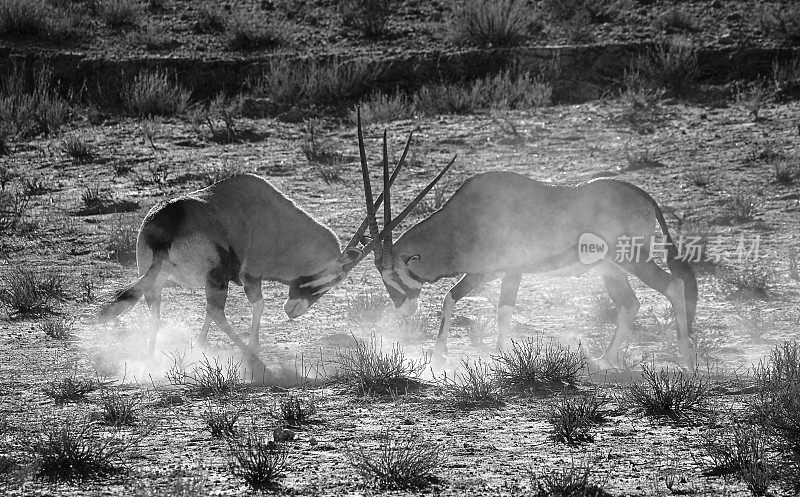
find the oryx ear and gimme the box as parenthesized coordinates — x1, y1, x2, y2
(359, 235, 372, 246)
(339, 247, 362, 264)
(403, 254, 420, 266)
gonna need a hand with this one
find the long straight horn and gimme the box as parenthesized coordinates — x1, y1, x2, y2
(356, 106, 380, 257)
(360, 154, 457, 258)
(381, 130, 392, 270)
(345, 131, 413, 251)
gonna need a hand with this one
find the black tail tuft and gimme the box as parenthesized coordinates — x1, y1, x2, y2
(97, 256, 164, 323)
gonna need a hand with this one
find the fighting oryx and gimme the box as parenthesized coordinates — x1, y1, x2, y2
(98, 110, 452, 377)
(362, 170, 699, 370)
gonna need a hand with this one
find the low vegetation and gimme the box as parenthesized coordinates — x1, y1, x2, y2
(449, 0, 533, 48)
(99, 388, 140, 426)
(702, 422, 771, 494)
(122, 70, 190, 117)
(624, 364, 709, 421)
(228, 10, 290, 51)
(350, 91, 413, 124)
(276, 392, 316, 426)
(228, 430, 288, 489)
(334, 338, 427, 395)
(41, 317, 74, 340)
(494, 337, 585, 392)
(166, 354, 241, 397)
(0, 64, 71, 140)
(438, 358, 503, 407)
(202, 402, 241, 438)
(633, 36, 698, 98)
(100, 0, 141, 29)
(339, 0, 393, 38)
(548, 392, 606, 444)
(43, 376, 98, 404)
(0, 267, 67, 315)
(530, 458, 611, 497)
(348, 429, 444, 490)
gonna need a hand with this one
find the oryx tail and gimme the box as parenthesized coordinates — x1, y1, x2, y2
(98, 252, 165, 322)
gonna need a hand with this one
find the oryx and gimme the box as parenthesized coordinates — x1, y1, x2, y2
(363, 170, 699, 370)
(98, 111, 452, 377)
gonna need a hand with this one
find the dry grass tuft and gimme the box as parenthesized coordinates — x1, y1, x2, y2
(449, 0, 533, 47)
(122, 70, 190, 117)
(339, 0, 393, 38)
(228, 429, 288, 489)
(334, 338, 427, 395)
(625, 364, 709, 421)
(348, 429, 444, 489)
(438, 358, 503, 408)
(43, 376, 98, 404)
(202, 402, 241, 438)
(548, 391, 606, 445)
(494, 338, 586, 392)
(0, 266, 67, 315)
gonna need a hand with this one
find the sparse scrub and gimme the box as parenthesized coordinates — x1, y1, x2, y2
(122, 70, 190, 117)
(300, 120, 345, 185)
(132, 23, 174, 51)
(718, 265, 773, 299)
(772, 57, 800, 96)
(625, 147, 663, 170)
(339, 0, 393, 38)
(449, 0, 532, 47)
(702, 422, 771, 494)
(774, 157, 799, 183)
(635, 37, 698, 98)
(195, 3, 227, 33)
(228, 10, 290, 51)
(0, 266, 67, 315)
(0, 64, 71, 139)
(494, 337, 586, 392)
(111, 161, 133, 176)
(99, 389, 140, 426)
(106, 215, 139, 264)
(32, 415, 135, 480)
(24, 176, 49, 195)
(254, 58, 374, 107)
(0, 0, 84, 41)
(687, 169, 712, 187)
(757, 4, 800, 42)
(277, 392, 316, 426)
(548, 392, 606, 445)
(202, 402, 241, 438)
(228, 430, 288, 489)
(350, 91, 412, 124)
(736, 83, 772, 121)
(0, 189, 31, 232)
(197, 93, 245, 143)
(654, 8, 699, 33)
(43, 376, 98, 404)
(724, 193, 758, 223)
(334, 338, 427, 395)
(345, 290, 388, 324)
(348, 429, 444, 490)
(99, 0, 141, 29)
(439, 358, 503, 407)
(41, 317, 74, 340)
(166, 355, 241, 397)
(531, 458, 610, 497)
(624, 364, 709, 421)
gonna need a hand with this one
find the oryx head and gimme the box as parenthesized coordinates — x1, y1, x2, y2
(349, 107, 456, 317)
(284, 246, 363, 318)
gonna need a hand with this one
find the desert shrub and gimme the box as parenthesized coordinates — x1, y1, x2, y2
(201, 93, 244, 143)
(106, 215, 139, 264)
(0, 266, 67, 315)
(228, 430, 288, 489)
(24, 176, 49, 196)
(772, 57, 800, 96)
(339, 0, 392, 38)
(494, 337, 586, 392)
(0, 189, 31, 232)
(99, 0, 141, 28)
(735, 83, 772, 121)
(228, 10, 290, 51)
(654, 8, 699, 33)
(448, 0, 532, 47)
(99, 389, 140, 426)
(122, 70, 190, 117)
(32, 415, 135, 479)
(202, 402, 241, 438)
(299, 120, 345, 184)
(531, 458, 610, 497)
(687, 169, 712, 187)
(43, 376, 98, 404)
(635, 36, 698, 98)
(276, 392, 316, 426)
(195, 3, 227, 33)
(132, 23, 175, 51)
(718, 265, 774, 299)
(439, 358, 503, 407)
(548, 392, 606, 445)
(758, 4, 800, 42)
(774, 157, 799, 183)
(0, 64, 71, 139)
(166, 354, 241, 397)
(0, 0, 84, 41)
(348, 429, 444, 490)
(702, 422, 771, 494)
(624, 364, 709, 421)
(724, 193, 758, 223)
(253, 57, 374, 107)
(334, 338, 427, 395)
(350, 91, 412, 124)
(345, 290, 388, 324)
(41, 317, 74, 340)
(753, 341, 800, 472)
(61, 134, 93, 162)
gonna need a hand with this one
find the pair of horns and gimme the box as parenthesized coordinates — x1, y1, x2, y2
(344, 107, 456, 268)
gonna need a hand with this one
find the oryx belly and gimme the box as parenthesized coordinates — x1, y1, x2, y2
(166, 233, 222, 288)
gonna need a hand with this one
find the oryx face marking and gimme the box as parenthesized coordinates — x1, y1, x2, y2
(286, 265, 347, 318)
(380, 265, 423, 311)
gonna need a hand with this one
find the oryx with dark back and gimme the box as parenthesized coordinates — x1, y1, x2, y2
(364, 170, 699, 370)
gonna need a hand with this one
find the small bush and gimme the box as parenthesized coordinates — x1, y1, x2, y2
(339, 0, 392, 38)
(449, 0, 532, 47)
(228, 11, 290, 51)
(702, 422, 771, 493)
(202, 402, 241, 438)
(494, 338, 586, 392)
(195, 3, 227, 33)
(654, 8, 699, 33)
(758, 4, 800, 42)
(774, 158, 799, 183)
(166, 354, 241, 397)
(254, 58, 374, 107)
(0, 189, 31, 232)
(99, 389, 140, 426)
(0, 0, 83, 41)
(300, 120, 345, 184)
(334, 338, 427, 395)
(635, 37, 698, 98)
(277, 392, 316, 426)
(132, 23, 175, 51)
(725, 194, 758, 223)
(107, 215, 139, 264)
(624, 364, 709, 421)
(196, 93, 245, 143)
(228, 430, 288, 489)
(687, 169, 712, 187)
(735, 83, 772, 121)
(32, 415, 134, 480)
(349, 91, 412, 125)
(0, 267, 67, 315)
(531, 458, 610, 497)
(99, 0, 141, 29)
(439, 358, 503, 407)
(718, 265, 774, 299)
(548, 392, 606, 445)
(348, 429, 444, 490)
(0, 64, 71, 139)
(41, 317, 74, 339)
(122, 70, 190, 117)
(43, 376, 98, 404)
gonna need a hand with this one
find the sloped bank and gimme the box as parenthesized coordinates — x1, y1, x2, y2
(1, 42, 797, 106)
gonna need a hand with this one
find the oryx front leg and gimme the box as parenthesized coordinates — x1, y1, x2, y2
(243, 275, 264, 353)
(497, 271, 522, 351)
(143, 288, 162, 359)
(433, 273, 486, 361)
(195, 313, 212, 350)
(599, 267, 639, 368)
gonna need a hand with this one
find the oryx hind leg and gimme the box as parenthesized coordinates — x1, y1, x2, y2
(143, 269, 168, 359)
(626, 259, 696, 370)
(497, 271, 522, 351)
(598, 264, 639, 368)
(433, 273, 488, 359)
